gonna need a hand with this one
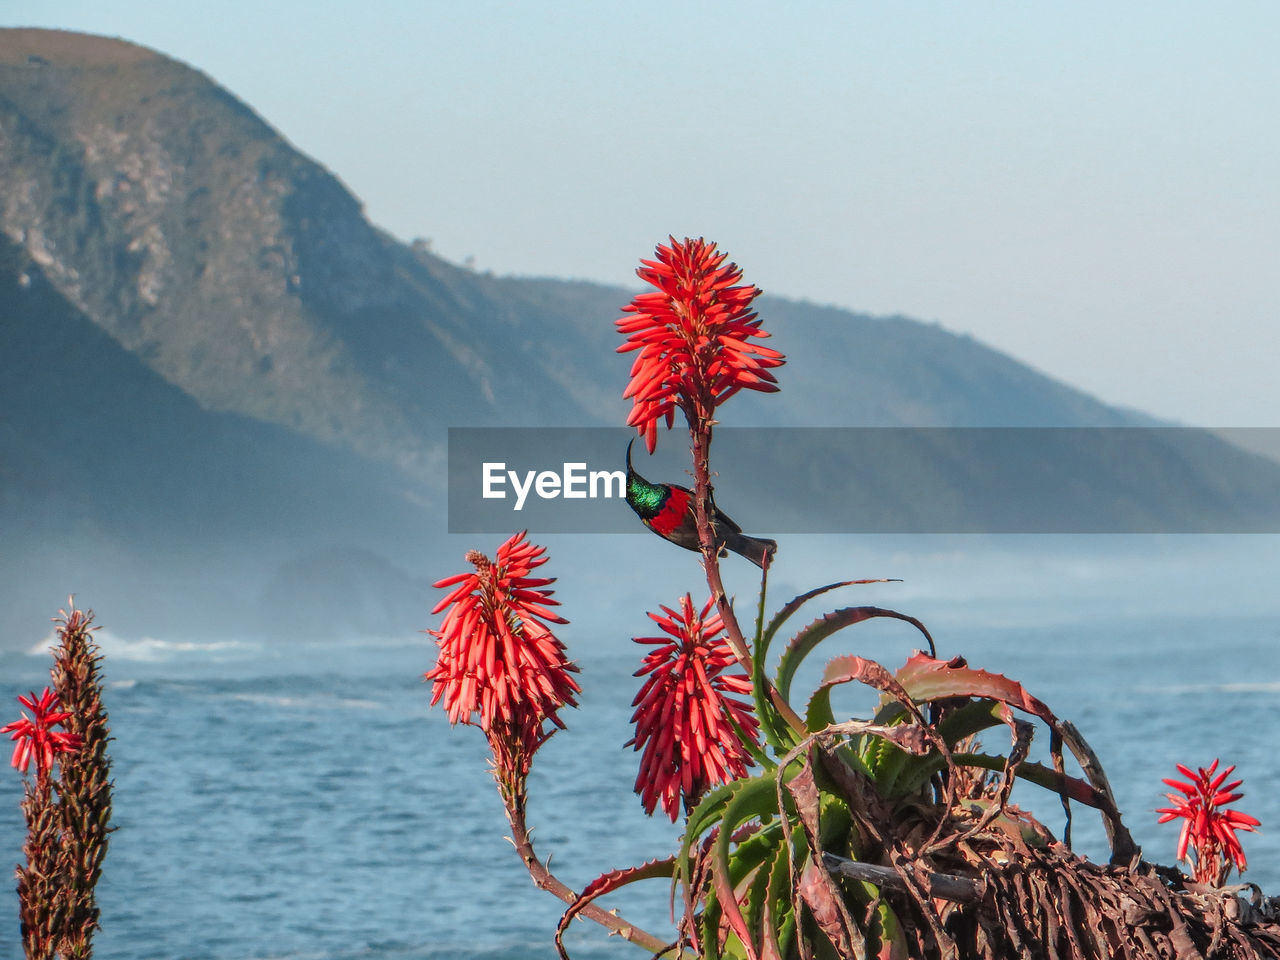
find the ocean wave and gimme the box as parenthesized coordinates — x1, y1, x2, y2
(1140, 680, 1280, 695)
(26, 629, 260, 662)
(226, 691, 384, 711)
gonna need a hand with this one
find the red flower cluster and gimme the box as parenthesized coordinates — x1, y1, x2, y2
(426, 533, 580, 787)
(1158, 759, 1261, 884)
(617, 237, 783, 452)
(3, 688, 82, 778)
(628, 595, 760, 820)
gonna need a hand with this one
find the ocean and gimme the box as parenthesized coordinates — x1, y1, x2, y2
(3, 534, 1280, 959)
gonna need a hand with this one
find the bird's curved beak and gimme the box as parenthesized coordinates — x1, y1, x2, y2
(625, 437, 641, 481)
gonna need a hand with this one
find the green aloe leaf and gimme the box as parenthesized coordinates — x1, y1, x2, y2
(747, 676, 796, 761)
(754, 838, 791, 960)
(753, 583, 892, 754)
(680, 782, 737, 896)
(763, 834, 796, 960)
(871, 900, 909, 960)
(701, 883, 724, 960)
(680, 769, 799, 953)
(711, 775, 791, 960)
(743, 842, 773, 948)
(801, 657, 935, 794)
(889, 699, 1007, 797)
(758, 581, 894, 674)
(776, 608, 936, 707)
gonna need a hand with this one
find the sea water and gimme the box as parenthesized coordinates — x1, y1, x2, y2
(3, 535, 1280, 959)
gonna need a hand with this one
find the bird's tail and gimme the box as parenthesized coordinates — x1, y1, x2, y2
(721, 531, 778, 569)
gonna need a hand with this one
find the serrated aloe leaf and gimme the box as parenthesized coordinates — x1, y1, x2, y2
(757, 578, 901, 675)
(776, 911, 797, 960)
(554, 856, 676, 946)
(871, 901, 908, 960)
(776, 609, 935, 705)
(713, 775, 789, 960)
(749, 575, 799, 756)
(759, 581, 895, 674)
(681, 771, 793, 953)
(785, 754, 869, 959)
(870, 742, 912, 797)
(750, 687, 798, 757)
(744, 849, 772, 948)
(702, 882, 724, 960)
(763, 836, 794, 960)
(684, 781, 738, 850)
(890, 749, 947, 800)
(857, 730, 893, 778)
(710, 860, 757, 960)
(808, 655, 918, 738)
(732, 821, 786, 877)
(818, 794, 853, 850)
(869, 700, 909, 728)
(932, 698, 1006, 745)
(680, 782, 737, 909)
(805, 655, 929, 794)
(804, 682, 837, 732)
(754, 585, 892, 755)
(894, 653, 1057, 725)
(796, 858, 866, 960)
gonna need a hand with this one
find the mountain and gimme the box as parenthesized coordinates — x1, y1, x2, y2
(2, 28, 1277, 646)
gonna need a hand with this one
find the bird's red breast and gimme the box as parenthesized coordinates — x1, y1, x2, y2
(648, 486, 691, 537)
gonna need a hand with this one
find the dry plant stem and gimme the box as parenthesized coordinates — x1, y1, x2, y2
(52, 606, 113, 959)
(688, 418, 805, 734)
(504, 795, 675, 955)
(1058, 719, 1137, 864)
(17, 775, 60, 960)
(822, 853, 983, 904)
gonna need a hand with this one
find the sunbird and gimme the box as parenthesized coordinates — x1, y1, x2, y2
(624, 439, 777, 569)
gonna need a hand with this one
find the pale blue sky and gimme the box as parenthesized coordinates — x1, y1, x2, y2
(5, 2, 1277, 425)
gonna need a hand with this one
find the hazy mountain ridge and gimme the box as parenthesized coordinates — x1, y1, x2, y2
(0, 30, 1156, 450)
(2, 27, 1276, 645)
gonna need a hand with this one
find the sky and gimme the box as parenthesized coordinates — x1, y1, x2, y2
(4, 1, 1278, 426)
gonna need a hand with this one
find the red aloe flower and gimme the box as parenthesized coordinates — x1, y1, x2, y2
(3, 687, 82, 778)
(617, 237, 784, 452)
(1157, 759, 1261, 885)
(627, 594, 760, 820)
(425, 531, 580, 740)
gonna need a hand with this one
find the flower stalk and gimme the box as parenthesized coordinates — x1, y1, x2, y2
(504, 801, 675, 956)
(426, 535, 674, 954)
(6, 684, 79, 960)
(16, 778, 63, 960)
(617, 237, 803, 735)
(3, 606, 112, 960)
(49, 607, 114, 959)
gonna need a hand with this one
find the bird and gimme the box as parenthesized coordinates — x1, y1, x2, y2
(624, 439, 777, 568)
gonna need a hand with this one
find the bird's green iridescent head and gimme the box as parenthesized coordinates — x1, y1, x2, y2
(626, 474, 668, 517)
(625, 439, 669, 519)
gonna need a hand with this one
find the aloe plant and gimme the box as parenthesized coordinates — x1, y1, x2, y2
(560, 566, 1137, 959)
(431, 238, 1275, 960)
